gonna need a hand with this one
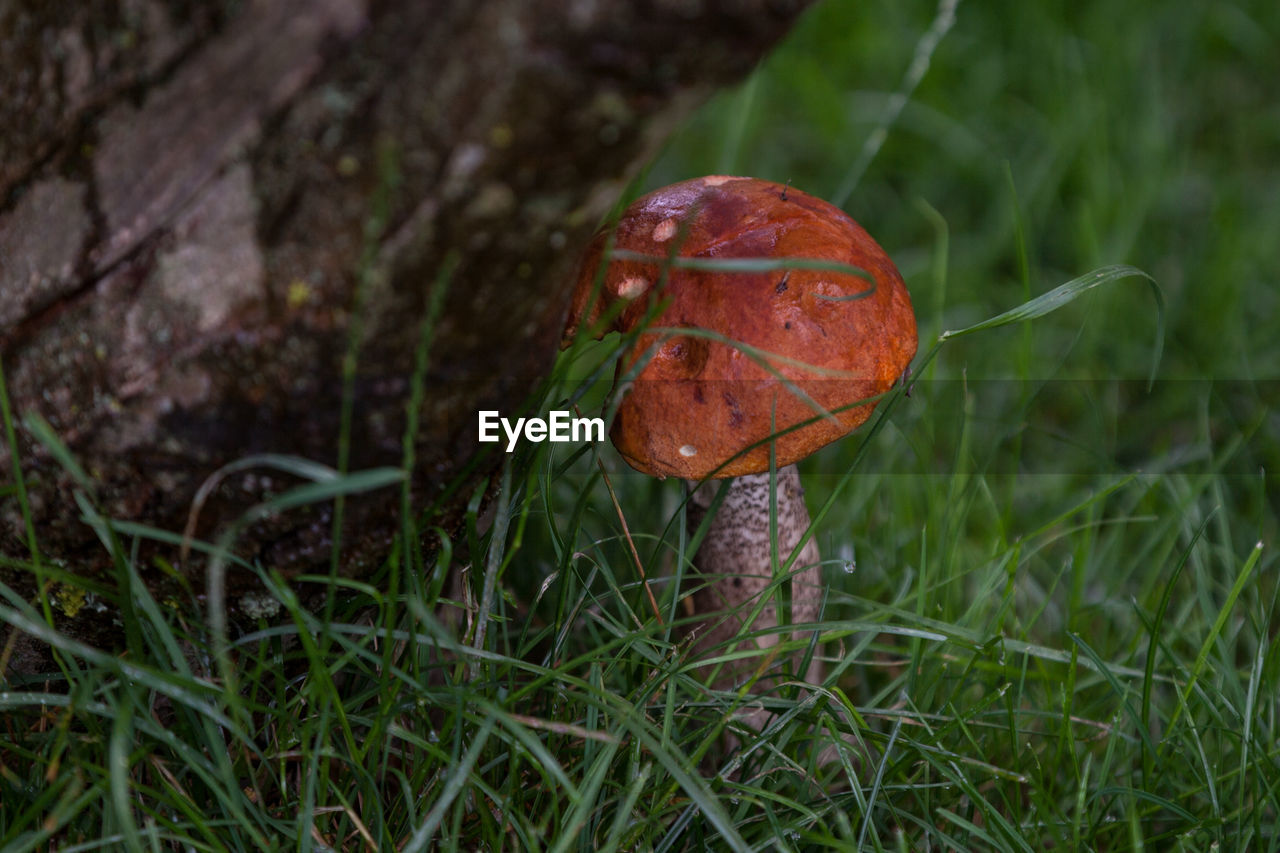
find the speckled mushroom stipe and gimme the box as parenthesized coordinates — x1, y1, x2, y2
(687, 466, 823, 685)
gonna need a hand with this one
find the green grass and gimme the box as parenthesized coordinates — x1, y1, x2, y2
(3, 0, 1279, 848)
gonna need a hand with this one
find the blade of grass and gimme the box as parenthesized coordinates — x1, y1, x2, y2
(108, 696, 144, 853)
(402, 716, 496, 852)
(1163, 539, 1264, 741)
(1068, 632, 1154, 756)
(471, 455, 513, 670)
(0, 357, 51, 630)
(1141, 512, 1213, 784)
(832, 0, 959, 207)
(939, 264, 1164, 387)
(858, 694, 905, 850)
(21, 412, 95, 494)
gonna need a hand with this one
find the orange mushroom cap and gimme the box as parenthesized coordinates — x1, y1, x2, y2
(566, 176, 917, 479)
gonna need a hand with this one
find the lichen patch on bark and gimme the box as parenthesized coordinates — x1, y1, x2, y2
(153, 164, 266, 335)
(0, 178, 91, 329)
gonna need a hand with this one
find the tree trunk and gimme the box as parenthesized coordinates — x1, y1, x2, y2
(0, 0, 812, 673)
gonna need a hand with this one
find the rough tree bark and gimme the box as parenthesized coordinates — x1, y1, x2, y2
(0, 0, 813, 674)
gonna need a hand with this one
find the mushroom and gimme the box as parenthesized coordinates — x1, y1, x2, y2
(564, 176, 916, 707)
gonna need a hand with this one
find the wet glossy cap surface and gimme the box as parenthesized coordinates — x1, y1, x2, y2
(566, 176, 917, 479)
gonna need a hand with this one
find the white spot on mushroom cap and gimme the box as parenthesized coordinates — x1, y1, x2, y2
(616, 276, 649, 298)
(679, 444, 697, 457)
(652, 218, 678, 242)
(702, 175, 734, 186)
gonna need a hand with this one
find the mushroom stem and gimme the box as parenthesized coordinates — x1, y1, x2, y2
(685, 464, 824, 692)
